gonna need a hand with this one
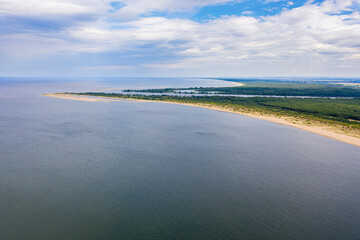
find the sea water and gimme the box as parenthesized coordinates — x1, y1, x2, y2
(0, 77, 359, 239)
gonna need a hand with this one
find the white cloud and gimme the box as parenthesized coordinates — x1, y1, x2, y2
(0, 0, 239, 20)
(0, 0, 106, 17)
(0, 0, 360, 76)
(241, 10, 255, 15)
(111, 0, 239, 19)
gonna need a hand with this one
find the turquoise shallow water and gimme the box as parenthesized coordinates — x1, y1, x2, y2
(0, 78, 360, 239)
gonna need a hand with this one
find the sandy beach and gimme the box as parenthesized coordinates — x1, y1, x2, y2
(89, 80, 243, 92)
(43, 93, 124, 102)
(44, 93, 360, 148)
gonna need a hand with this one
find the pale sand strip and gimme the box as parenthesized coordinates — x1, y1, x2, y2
(43, 94, 124, 102)
(89, 79, 243, 92)
(44, 94, 360, 147)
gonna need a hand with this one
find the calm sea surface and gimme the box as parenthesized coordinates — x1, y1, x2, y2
(0, 77, 359, 240)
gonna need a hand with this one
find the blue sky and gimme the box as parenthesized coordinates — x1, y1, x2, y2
(0, 0, 359, 77)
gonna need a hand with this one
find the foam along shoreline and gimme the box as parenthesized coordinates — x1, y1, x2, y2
(43, 93, 360, 148)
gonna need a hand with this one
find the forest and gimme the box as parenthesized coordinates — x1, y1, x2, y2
(124, 80, 360, 97)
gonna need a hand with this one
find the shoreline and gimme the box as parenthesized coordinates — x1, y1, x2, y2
(43, 93, 360, 148)
(89, 79, 243, 92)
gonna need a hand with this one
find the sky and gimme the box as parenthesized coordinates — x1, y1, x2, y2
(0, 0, 360, 77)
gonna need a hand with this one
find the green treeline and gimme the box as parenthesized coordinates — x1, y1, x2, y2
(65, 92, 360, 128)
(124, 81, 360, 97)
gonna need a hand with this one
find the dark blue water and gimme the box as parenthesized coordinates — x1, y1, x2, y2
(0, 78, 360, 240)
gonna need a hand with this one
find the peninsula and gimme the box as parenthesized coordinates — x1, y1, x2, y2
(44, 78, 360, 147)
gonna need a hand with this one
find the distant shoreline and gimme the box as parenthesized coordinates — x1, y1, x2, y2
(88, 79, 243, 92)
(43, 93, 360, 148)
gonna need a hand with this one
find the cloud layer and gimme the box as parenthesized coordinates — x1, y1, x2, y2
(0, 0, 359, 76)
